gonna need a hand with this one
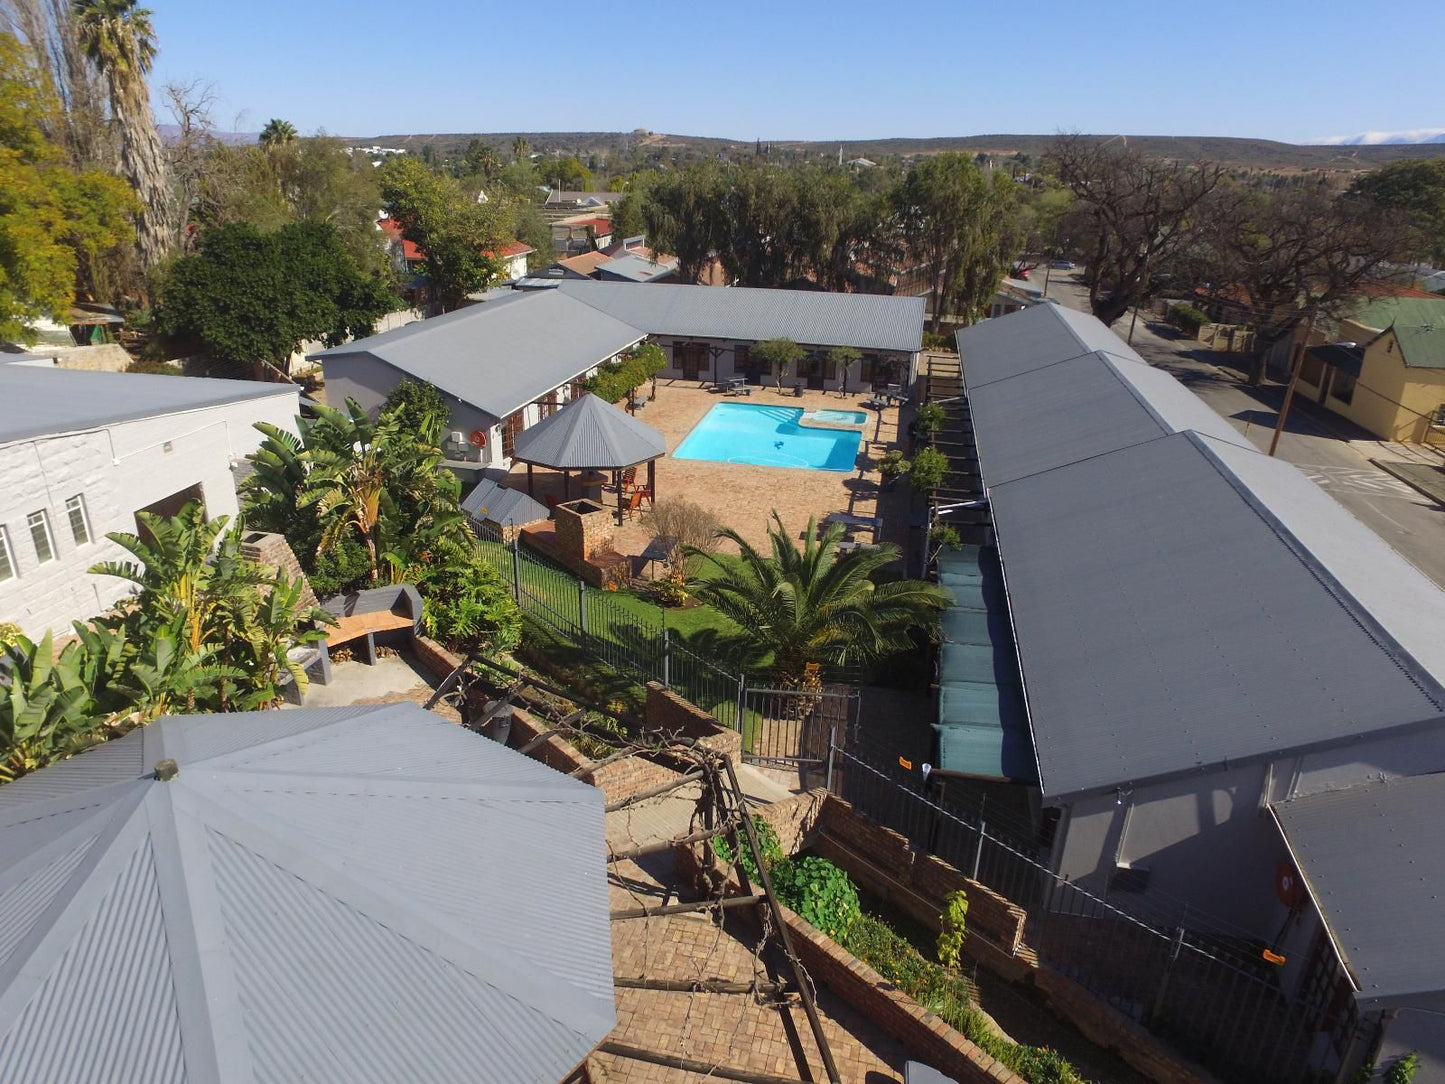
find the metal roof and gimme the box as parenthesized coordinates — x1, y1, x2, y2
(957, 304, 1445, 800)
(0, 366, 297, 446)
(1345, 295, 1445, 369)
(312, 290, 645, 421)
(461, 478, 550, 526)
(957, 300, 1141, 387)
(512, 392, 666, 470)
(0, 704, 615, 1083)
(1273, 772, 1445, 1003)
(597, 252, 679, 282)
(1305, 341, 1365, 376)
(965, 349, 1251, 486)
(934, 546, 1036, 782)
(990, 430, 1445, 799)
(561, 281, 926, 353)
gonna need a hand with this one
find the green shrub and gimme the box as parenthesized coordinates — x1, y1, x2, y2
(922, 331, 955, 352)
(908, 446, 950, 492)
(420, 549, 523, 653)
(713, 815, 784, 882)
(306, 536, 372, 599)
(878, 449, 909, 479)
(1167, 302, 1209, 336)
(771, 855, 861, 939)
(1387, 1052, 1421, 1084)
(914, 402, 946, 437)
(936, 889, 969, 968)
(0, 623, 21, 649)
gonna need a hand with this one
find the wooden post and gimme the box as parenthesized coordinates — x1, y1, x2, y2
(1270, 310, 1316, 458)
(563, 470, 571, 500)
(647, 459, 656, 504)
(526, 462, 534, 495)
(616, 468, 625, 525)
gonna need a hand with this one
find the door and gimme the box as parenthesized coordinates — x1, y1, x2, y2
(135, 483, 206, 544)
(501, 411, 524, 458)
(676, 342, 708, 382)
(800, 353, 828, 391)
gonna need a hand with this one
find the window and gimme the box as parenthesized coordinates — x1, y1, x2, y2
(27, 510, 55, 564)
(1329, 369, 1356, 406)
(65, 494, 91, 546)
(0, 526, 13, 582)
(501, 412, 524, 458)
(1298, 353, 1325, 388)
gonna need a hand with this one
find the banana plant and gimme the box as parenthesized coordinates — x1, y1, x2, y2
(0, 632, 101, 783)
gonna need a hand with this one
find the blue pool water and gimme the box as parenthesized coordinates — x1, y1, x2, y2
(804, 409, 867, 425)
(674, 403, 863, 471)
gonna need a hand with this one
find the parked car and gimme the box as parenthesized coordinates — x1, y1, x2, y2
(1049, 258, 1074, 270)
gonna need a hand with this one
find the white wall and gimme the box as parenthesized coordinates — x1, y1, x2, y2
(0, 391, 299, 639)
(652, 336, 914, 392)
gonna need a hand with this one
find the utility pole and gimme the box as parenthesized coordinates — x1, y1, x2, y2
(1269, 309, 1317, 457)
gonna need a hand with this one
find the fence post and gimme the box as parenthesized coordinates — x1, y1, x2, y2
(972, 819, 986, 880)
(825, 727, 836, 792)
(1145, 925, 1188, 1027)
(661, 626, 671, 688)
(735, 674, 746, 735)
(510, 537, 522, 605)
(577, 576, 588, 637)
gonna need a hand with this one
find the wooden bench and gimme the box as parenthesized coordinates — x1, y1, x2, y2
(318, 585, 423, 667)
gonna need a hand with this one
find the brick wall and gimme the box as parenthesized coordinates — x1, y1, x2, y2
(413, 636, 466, 681)
(754, 790, 826, 856)
(643, 683, 742, 762)
(503, 700, 682, 806)
(240, 531, 318, 609)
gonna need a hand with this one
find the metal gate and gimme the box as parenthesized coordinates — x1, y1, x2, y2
(741, 684, 858, 784)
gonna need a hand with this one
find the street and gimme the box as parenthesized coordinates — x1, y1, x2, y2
(1039, 272, 1445, 588)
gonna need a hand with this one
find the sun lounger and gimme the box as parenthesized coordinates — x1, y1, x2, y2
(824, 512, 882, 531)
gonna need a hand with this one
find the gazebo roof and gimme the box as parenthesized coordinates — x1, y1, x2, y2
(0, 704, 615, 1083)
(513, 392, 666, 470)
(462, 477, 550, 526)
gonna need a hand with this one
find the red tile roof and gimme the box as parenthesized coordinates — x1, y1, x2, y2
(484, 241, 534, 259)
(378, 218, 424, 262)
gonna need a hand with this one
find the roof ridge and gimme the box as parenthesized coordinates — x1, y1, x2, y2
(1186, 431, 1445, 711)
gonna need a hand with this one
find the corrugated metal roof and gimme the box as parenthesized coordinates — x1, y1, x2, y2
(562, 281, 926, 353)
(597, 252, 678, 282)
(0, 366, 297, 446)
(512, 392, 666, 470)
(957, 300, 1139, 387)
(313, 290, 645, 421)
(1274, 772, 1445, 1003)
(966, 349, 1250, 486)
(1345, 295, 1445, 369)
(958, 303, 1445, 800)
(461, 479, 550, 526)
(990, 431, 1445, 799)
(0, 704, 615, 1082)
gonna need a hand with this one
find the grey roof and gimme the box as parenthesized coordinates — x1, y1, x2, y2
(0, 365, 297, 446)
(461, 478, 550, 526)
(562, 281, 926, 353)
(966, 349, 1251, 486)
(957, 304, 1445, 800)
(512, 392, 666, 470)
(597, 252, 679, 282)
(313, 290, 645, 421)
(1273, 773, 1445, 1003)
(0, 704, 615, 1083)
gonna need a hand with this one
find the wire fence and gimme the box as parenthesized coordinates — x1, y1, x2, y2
(827, 742, 1346, 1084)
(473, 522, 744, 728)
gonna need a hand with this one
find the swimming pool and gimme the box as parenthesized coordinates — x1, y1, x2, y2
(674, 403, 863, 471)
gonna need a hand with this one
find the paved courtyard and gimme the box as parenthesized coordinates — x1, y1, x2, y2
(506, 381, 905, 557)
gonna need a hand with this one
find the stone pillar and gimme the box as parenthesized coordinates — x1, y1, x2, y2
(239, 530, 319, 610)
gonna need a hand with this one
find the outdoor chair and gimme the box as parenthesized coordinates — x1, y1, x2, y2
(622, 490, 645, 519)
(619, 466, 638, 492)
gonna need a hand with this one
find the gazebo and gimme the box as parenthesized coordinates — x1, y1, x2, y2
(0, 704, 616, 1082)
(513, 392, 667, 525)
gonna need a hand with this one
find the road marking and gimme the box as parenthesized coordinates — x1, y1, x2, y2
(1297, 465, 1420, 498)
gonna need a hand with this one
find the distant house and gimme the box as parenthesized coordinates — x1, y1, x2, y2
(0, 366, 298, 638)
(379, 218, 534, 298)
(552, 214, 613, 254)
(541, 189, 623, 210)
(847, 157, 876, 169)
(482, 240, 534, 281)
(1292, 293, 1445, 443)
(989, 277, 1044, 318)
(596, 251, 679, 284)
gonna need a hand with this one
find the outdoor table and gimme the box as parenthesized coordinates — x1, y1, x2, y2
(640, 534, 678, 579)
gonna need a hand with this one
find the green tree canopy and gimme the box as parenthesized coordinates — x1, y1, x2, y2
(0, 31, 134, 341)
(1347, 158, 1445, 266)
(378, 155, 510, 312)
(687, 514, 951, 686)
(155, 218, 396, 375)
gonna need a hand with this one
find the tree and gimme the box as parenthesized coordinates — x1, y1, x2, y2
(299, 401, 397, 584)
(688, 514, 951, 686)
(0, 31, 134, 341)
(752, 338, 804, 386)
(1199, 183, 1415, 384)
(383, 378, 451, 446)
(379, 155, 509, 312)
(640, 497, 721, 586)
(2, 0, 113, 168)
(155, 219, 396, 376)
(1346, 158, 1445, 266)
(1049, 134, 1226, 326)
(898, 154, 1020, 331)
(640, 162, 723, 283)
(74, 0, 176, 269)
(259, 117, 297, 151)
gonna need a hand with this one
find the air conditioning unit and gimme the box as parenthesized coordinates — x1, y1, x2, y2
(449, 431, 464, 446)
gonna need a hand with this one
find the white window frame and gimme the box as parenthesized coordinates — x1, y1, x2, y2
(27, 510, 55, 564)
(0, 526, 14, 582)
(65, 494, 92, 546)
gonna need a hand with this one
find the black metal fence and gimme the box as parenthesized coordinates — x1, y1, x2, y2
(473, 523, 744, 728)
(827, 742, 1344, 1084)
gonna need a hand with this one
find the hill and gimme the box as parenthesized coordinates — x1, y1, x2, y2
(361, 130, 1445, 173)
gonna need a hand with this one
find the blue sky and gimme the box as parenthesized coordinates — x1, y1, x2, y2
(150, 0, 1445, 144)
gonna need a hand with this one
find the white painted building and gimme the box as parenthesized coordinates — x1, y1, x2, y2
(0, 365, 299, 638)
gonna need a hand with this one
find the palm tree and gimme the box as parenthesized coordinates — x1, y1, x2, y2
(259, 118, 298, 151)
(689, 515, 953, 686)
(74, 0, 177, 267)
(300, 400, 397, 584)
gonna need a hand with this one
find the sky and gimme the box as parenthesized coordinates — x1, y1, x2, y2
(149, 0, 1445, 145)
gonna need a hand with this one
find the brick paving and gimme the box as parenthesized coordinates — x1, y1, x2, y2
(596, 784, 909, 1083)
(507, 382, 905, 557)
